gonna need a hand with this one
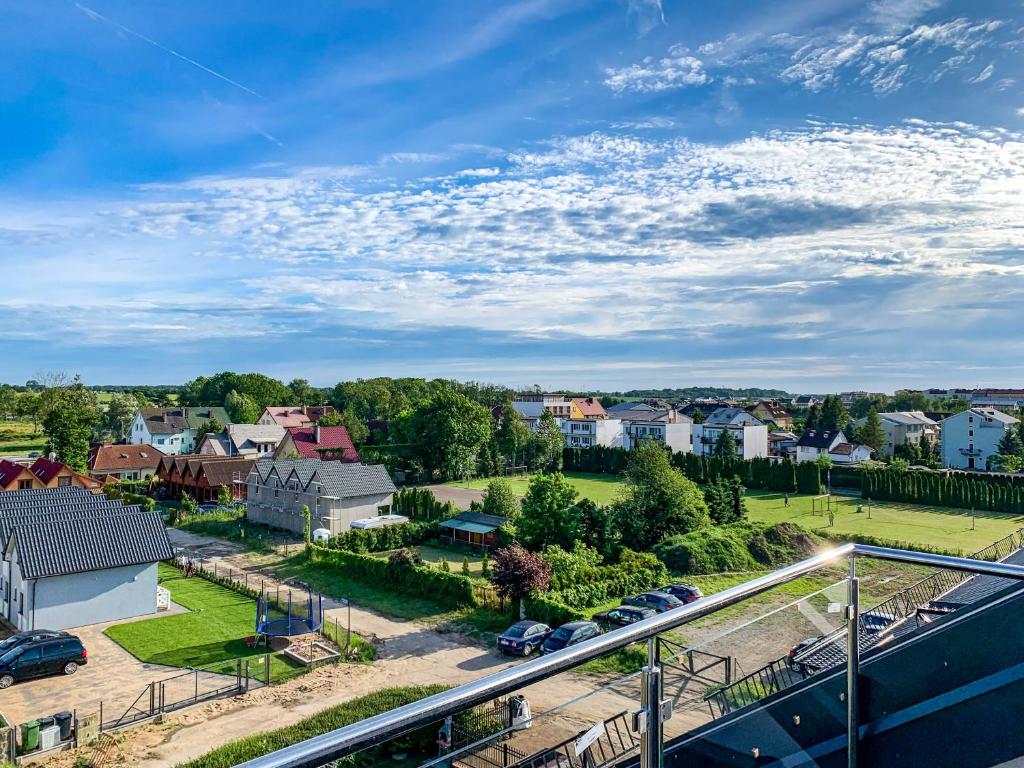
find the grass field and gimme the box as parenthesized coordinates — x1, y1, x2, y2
(451, 471, 626, 505)
(0, 420, 46, 457)
(744, 490, 1024, 554)
(105, 565, 373, 682)
(372, 543, 487, 576)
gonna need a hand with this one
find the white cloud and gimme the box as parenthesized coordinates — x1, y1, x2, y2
(603, 47, 708, 93)
(968, 63, 995, 83)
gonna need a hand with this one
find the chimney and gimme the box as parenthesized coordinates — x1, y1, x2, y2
(315, 424, 321, 444)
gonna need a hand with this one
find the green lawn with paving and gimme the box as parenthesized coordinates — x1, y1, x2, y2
(105, 564, 372, 683)
(0, 421, 46, 456)
(744, 490, 1024, 555)
(451, 471, 626, 505)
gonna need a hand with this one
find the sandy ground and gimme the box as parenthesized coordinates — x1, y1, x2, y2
(34, 529, 875, 767)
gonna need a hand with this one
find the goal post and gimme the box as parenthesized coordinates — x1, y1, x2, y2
(811, 494, 837, 515)
(505, 465, 528, 478)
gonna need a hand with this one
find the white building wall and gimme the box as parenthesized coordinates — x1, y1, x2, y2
(941, 410, 1015, 471)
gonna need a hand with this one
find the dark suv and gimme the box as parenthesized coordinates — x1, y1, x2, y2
(659, 583, 703, 604)
(622, 591, 685, 613)
(0, 634, 87, 688)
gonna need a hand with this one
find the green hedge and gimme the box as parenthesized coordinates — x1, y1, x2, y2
(524, 594, 588, 627)
(179, 685, 452, 768)
(392, 487, 460, 520)
(330, 520, 441, 553)
(308, 546, 477, 608)
(862, 467, 1024, 514)
(653, 522, 821, 575)
(547, 550, 668, 609)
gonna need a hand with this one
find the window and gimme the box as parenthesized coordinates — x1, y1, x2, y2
(16, 647, 41, 666)
(18, 480, 31, 490)
(58, 476, 71, 487)
(41, 642, 66, 660)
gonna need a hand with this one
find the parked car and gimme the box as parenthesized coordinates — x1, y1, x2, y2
(592, 606, 656, 629)
(540, 621, 602, 655)
(622, 591, 685, 613)
(0, 634, 87, 688)
(197, 502, 219, 513)
(659, 583, 703, 604)
(497, 621, 552, 656)
(0, 630, 68, 655)
(786, 636, 821, 673)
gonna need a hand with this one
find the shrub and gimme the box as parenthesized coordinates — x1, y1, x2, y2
(331, 520, 441, 553)
(654, 522, 822, 575)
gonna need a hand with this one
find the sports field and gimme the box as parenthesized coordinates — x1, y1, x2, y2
(450, 471, 625, 505)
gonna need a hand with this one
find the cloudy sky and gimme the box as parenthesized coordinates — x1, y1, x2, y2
(2, 0, 1023, 391)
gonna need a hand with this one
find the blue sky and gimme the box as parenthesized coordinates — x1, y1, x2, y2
(2, 0, 1023, 391)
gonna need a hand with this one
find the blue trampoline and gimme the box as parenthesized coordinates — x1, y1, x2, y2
(255, 588, 324, 637)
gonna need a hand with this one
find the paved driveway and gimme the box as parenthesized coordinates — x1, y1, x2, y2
(0, 607, 185, 727)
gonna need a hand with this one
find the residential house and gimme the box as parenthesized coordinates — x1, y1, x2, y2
(570, 397, 607, 420)
(795, 430, 847, 463)
(440, 511, 507, 550)
(791, 395, 823, 407)
(768, 431, 799, 458)
(156, 455, 255, 502)
(1, 488, 173, 630)
(612, 403, 693, 453)
(750, 400, 794, 430)
(940, 408, 1020, 471)
(197, 424, 286, 457)
(692, 408, 769, 459)
(827, 442, 874, 464)
(245, 458, 397, 536)
(510, 401, 546, 431)
(679, 401, 734, 420)
(514, 393, 573, 419)
(88, 444, 166, 481)
(561, 417, 623, 449)
(839, 391, 870, 406)
(0, 459, 42, 492)
(128, 407, 232, 455)
(854, 412, 939, 457)
(29, 457, 102, 491)
(258, 405, 337, 429)
(273, 425, 360, 462)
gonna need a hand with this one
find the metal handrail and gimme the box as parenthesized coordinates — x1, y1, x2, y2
(237, 544, 1024, 768)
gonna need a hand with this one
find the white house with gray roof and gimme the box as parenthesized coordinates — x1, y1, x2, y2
(940, 408, 1020, 471)
(854, 411, 939, 457)
(245, 458, 397, 536)
(692, 408, 769, 459)
(197, 423, 286, 457)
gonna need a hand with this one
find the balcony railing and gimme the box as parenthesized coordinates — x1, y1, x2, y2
(236, 545, 1024, 768)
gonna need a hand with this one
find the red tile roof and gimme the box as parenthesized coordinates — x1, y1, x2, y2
(286, 426, 360, 462)
(262, 406, 337, 429)
(89, 444, 167, 472)
(30, 456, 68, 484)
(0, 459, 33, 489)
(572, 397, 607, 418)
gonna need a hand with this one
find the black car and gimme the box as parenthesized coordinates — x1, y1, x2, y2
(497, 621, 552, 656)
(0, 630, 68, 655)
(540, 621, 602, 655)
(659, 583, 703, 604)
(0, 634, 87, 688)
(592, 606, 656, 629)
(786, 636, 821, 673)
(622, 591, 685, 613)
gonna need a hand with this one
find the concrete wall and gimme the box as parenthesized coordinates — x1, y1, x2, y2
(31, 563, 158, 630)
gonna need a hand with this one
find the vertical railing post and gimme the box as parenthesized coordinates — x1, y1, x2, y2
(847, 553, 860, 768)
(639, 636, 664, 768)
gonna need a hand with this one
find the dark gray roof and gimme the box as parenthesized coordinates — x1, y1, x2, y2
(12, 511, 172, 579)
(0, 504, 142, 545)
(456, 511, 508, 528)
(795, 429, 844, 449)
(252, 458, 396, 498)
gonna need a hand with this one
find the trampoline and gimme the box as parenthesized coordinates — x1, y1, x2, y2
(255, 587, 324, 638)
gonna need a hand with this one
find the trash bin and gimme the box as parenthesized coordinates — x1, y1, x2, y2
(53, 712, 73, 741)
(20, 720, 40, 752)
(36, 715, 55, 732)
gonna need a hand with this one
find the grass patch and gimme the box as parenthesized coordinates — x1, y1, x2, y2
(450, 471, 626, 505)
(744, 491, 1024, 554)
(175, 509, 297, 553)
(105, 565, 372, 682)
(372, 543, 487, 577)
(0, 421, 46, 456)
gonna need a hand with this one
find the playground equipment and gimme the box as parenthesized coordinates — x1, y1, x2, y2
(255, 586, 324, 642)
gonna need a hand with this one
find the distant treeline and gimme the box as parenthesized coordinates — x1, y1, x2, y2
(590, 387, 792, 402)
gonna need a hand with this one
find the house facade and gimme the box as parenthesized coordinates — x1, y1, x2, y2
(156, 455, 255, 501)
(244, 458, 397, 536)
(855, 412, 939, 457)
(561, 418, 623, 449)
(0, 459, 42, 492)
(128, 407, 232, 455)
(29, 457, 101, 491)
(621, 420, 692, 453)
(795, 430, 846, 463)
(197, 424, 285, 457)
(691, 408, 769, 459)
(940, 408, 1020, 471)
(258, 406, 337, 429)
(827, 442, 874, 464)
(514, 393, 573, 419)
(88, 444, 166, 481)
(570, 398, 607, 420)
(750, 400, 794, 430)
(273, 425, 360, 462)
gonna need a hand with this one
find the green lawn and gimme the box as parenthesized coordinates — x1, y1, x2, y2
(744, 491, 1024, 554)
(372, 543, 487, 576)
(451, 471, 626, 505)
(105, 565, 371, 682)
(0, 420, 46, 456)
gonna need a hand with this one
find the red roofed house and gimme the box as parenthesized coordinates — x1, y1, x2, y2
(88, 443, 167, 481)
(571, 397, 607, 419)
(258, 406, 337, 429)
(273, 425, 360, 463)
(29, 456, 102, 491)
(0, 459, 43, 492)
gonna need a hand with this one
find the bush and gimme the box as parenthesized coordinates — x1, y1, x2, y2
(653, 522, 821, 575)
(391, 487, 460, 520)
(524, 594, 587, 627)
(331, 520, 440, 553)
(545, 549, 668, 609)
(308, 546, 477, 608)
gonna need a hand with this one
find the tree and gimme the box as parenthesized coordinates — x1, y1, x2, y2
(997, 429, 1024, 460)
(196, 415, 224, 439)
(516, 473, 580, 550)
(691, 408, 706, 425)
(41, 382, 99, 470)
(705, 476, 747, 524)
(224, 390, 261, 424)
(819, 395, 848, 432)
(495, 397, 531, 467)
(481, 478, 520, 519)
(541, 542, 601, 581)
(302, 505, 312, 546)
(0, 385, 18, 419)
(288, 378, 317, 406)
(804, 403, 822, 430)
(183, 372, 292, 410)
(217, 483, 234, 507)
(409, 389, 492, 481)
(858, 408, 888, 456)
(105, 392, 147, 439)
(15, 391, 41, 432)
(529, 410, 564, 472)
(713, 428, 738, 459)
(611, 441, 709, 550)
(576, 498, 619, 560)
(489, 543, 552, 619)
(336, 408, 370, 446)
(181, 493, 198, 516)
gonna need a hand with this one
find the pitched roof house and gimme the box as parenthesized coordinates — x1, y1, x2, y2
(196, 424, 286, 457)
(795, 429, 847, 463)
(156, 455, 255, 502)
(750, 400, 794, 429)
(571, 398, 607, 419)
(128, 407, 232, 455)
(273, 425, 360, 462)
(0, 459, 42, 492)
(258, 406, 337, 429)
(828, 442, 874, 464)
(88, 444, 166, 481)
(28, 457, 102, 491)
